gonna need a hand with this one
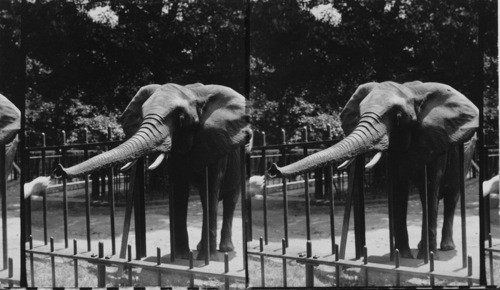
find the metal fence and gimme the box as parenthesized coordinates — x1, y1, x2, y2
(482, 145, 499, 285)
(17, 126, 493, 287)
(24, 136, 249, 287)
(246, 133, 481, 287)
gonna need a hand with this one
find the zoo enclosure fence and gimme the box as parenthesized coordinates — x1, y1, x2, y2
(11, 125, 494, 287)
(246, 127, 487, 287)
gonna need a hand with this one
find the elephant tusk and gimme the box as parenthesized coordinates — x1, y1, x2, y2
(365, 152, 383, 170)
(148, 153, 166, 171)
(120, 160, 137, 172)
(337, 158, 355, 171)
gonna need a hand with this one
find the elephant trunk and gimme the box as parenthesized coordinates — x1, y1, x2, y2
(54, 115, 170, 178)
(269, 113, 388, 177)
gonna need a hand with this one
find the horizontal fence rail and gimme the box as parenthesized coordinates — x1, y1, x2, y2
(21, 127, 494, 287)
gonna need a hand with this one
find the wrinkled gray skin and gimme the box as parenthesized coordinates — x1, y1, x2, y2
(0, 94, 20, 179)
(54, 83, 252, 261)
(269, 81, 479, 259)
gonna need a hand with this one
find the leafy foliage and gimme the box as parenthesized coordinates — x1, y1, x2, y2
(0, 0, 497, 145)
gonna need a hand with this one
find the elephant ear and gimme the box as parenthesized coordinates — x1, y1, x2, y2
(340, 82, 378, 135)
(0, 94, 20, 145)
(119, 84, 162, 138)
(410, 83, 479, 162)
(188, 85, 252, 169)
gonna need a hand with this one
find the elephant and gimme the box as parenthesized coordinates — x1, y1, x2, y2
(269, 81, 479, 259)
(53, 83, 252, 261)
(0, 94, 20, 180)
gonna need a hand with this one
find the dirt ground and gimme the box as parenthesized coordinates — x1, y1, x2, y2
(0, 177, 488, 287)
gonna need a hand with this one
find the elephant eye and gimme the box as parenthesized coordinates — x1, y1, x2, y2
(395, 111, 402, 127)
(178, 113, 186, 129)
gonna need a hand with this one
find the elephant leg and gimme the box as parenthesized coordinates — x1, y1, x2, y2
(441, 149, 460, 251)
(393, 176, 413, 258)
(417, 157, 445, 259)
(170, 155, 191, 259)
(391, 155, 413, 259)
(440, 188, 458, 250)
(220, 189, 239, 252)
(197, 157, 227, 261)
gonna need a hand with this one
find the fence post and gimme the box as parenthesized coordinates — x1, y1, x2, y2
(281, 129, 288, 247)
(97, 242, 105, 287)
(134, 158, 146, 259)
(352, 156, 366, 259)
(0, 144, 6, 270)
(41, 132, 48, 245)
(260, 131, 268, 244)
(83, 128, 91, 251)
(24, 132, 32, 240)
(240, 145, 249, 287)
(107, 127, 116, 255)
(305, 240, 314, 287)
(325, 125, 335, 254)
(459, 143, 467, 268)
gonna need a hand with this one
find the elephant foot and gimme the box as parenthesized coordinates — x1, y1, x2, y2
(440, 238, 455, 251)
(417, 249, 439, 260)
(219, 240, 234, 252)
(397, 248, 414, 259)
(174, 246, 191, 259)
(196, 250, 219, 261)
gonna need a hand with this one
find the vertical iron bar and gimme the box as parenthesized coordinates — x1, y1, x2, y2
(224, 252, 229, 289)
(128, 244, 132, 285)
(73, 239, 78, 288)
(8, 257, 12, 288)
(261, 132, 268, 244)
(303, 127, 311, 241)
(335, 244, 340, 287)
(50, 237, 55, 287)
(387, 154, 395, 261)
(157, 247, 161, 286)
(430, 251, 434, 286)
(29, 236, 34, 287)
(489, 233, 494, 284)
(281, 130, 288, 247)
(240, 146, 249, 287)
(0, 145, 6, 269)
(339, 164, 354, 259)
(189, 251, 194, 288)
(41, 133, 47, 245)
(282, 238, 287, 288)
(325, 126, 335, 255)
(305, 240, 314, 287)
(352, 156, 365, 259)
(246, 133, 253, 241)
(84, 129, 91, 251)
(395, 249, 400, 286)
(25, 132, 32, 245)
(260, 236, 265, 287)
(459, 143, 467, 268)
(97, 242, 105, 287)
(134, 159, 146, 259)
(363, 245, 368, 286)
(63, 178, 68, 248)
(204, 167, 210, 266)
(422, 166, 429, 263)
(108, 166, 116, 255)
(468, 256, 473, 286)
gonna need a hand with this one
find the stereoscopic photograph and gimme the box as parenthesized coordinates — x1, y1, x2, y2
(0, 0, 497, 288)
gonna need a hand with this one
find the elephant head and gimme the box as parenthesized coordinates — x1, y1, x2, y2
(0, 94, 20, 177)
(54, 83, 252, 178)
(269, 81, 479, 177)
